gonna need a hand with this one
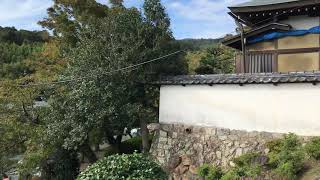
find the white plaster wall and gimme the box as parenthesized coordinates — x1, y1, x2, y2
(159, 83, 320, 136)
(280, 15, 320, 30)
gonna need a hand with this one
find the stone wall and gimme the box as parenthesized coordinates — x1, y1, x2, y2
(149, 124, 286, 179)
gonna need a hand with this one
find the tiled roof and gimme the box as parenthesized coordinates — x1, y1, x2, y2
(154, 71, 320, 85)
(230, 0, 300, 8)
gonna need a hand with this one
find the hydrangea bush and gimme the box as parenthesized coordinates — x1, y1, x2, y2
(77, 153, 167, 180)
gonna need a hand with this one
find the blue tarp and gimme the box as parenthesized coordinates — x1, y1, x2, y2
(248, 26, 320, 44)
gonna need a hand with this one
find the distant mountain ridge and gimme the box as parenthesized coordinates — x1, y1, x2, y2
(0, 26, 50, 45)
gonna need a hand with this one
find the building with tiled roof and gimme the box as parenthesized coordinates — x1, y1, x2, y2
(151, 2, 320, 177)
(223, 0, 320, 73)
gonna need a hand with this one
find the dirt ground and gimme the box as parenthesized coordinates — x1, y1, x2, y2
(300, 160, 320, 180)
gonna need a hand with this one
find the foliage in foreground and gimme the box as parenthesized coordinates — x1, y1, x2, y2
(197, 164, 224, 180)
(197, 152, 262, 180)
(267, 133, 305, 179)
(198, 133, 308, 180)
(77, 153, 167, 180)
(305, 137, 320, 160)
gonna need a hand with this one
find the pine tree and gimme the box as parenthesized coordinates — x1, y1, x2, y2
(109, 0, 124, 7)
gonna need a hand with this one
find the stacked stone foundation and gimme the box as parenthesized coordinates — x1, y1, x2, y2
(150, 124, 290, 179)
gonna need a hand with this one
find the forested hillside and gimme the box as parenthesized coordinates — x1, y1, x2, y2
(0, 27, 61, 79)
(0, 27, 64, 176)
(178, 38, 222, 51)
(0, 26, 49, 45)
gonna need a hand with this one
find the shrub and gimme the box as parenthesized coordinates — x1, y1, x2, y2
(78, 153, 167, 180)
(267, 133, 305, 179)
(228, 152, 263, 179)
(220, 170, 240, 180)
(305, 137, 320, 160)
(197, 164, 224, 180)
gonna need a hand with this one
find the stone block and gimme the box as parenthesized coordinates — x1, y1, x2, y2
(218, 135, 228, 141)
(161, 124, 173, 132)
(228, 135, 238, 141)
(182, 157, 192, 166)
(159, 137, 168, 144)
(235, 148, 243, 157)
(172, 132, 178, 139)
(240, 143, 247, 148)
(217, 128, 230, 136)
(229, 161, 236, 167)
(248, 131, 259, 138)
(204, 127, 216, 135)
(189, 165, 198, 175)
(158, 157, 165, 164)
(168, 155, 181, 170)
(228, 147, 236, 156)
(147, 123, 160, 132)
(226, 141, 233, 147)
(160, 130, 168, 137)
(216, 151, 222, 159)
(175, 164, 189, 175)
(192, 127, 200, 134)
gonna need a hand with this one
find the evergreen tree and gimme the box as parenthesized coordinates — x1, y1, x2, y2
(109, 0, 124, 7)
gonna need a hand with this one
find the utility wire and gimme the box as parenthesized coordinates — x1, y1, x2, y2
(2, 50, 183, 88)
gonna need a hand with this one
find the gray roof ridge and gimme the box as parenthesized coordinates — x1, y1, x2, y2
(155, 71, 320, 85)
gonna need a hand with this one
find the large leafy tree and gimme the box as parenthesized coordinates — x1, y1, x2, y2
(39, 0, 187, 164)
(39, 0, 109, 46)
(0, 0, 186, 177)
(195, 45, 235, 74)
(44, 0, 187, 160)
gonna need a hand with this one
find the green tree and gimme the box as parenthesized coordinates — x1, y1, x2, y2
(0, 39, 67, 178)
(109, 0, 124, 7)
(43, 0, 187, 163)
(195, 45, 235, 74)
(39, 0, 109, 46)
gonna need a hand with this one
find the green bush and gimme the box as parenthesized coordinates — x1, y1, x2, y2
(305, 137, 320, 160)
(220, 170, 240, 180)
(197, 164, 224, 180)
(267, 133, 305, 179)
(222, 152, 262, 179)
(197, 153, 263, 180)
(78, 153, 167, 180)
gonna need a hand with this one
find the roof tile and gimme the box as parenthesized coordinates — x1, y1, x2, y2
(154, 71, 320, 85)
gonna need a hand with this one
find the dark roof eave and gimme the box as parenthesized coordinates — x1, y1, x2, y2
(153, 71, 320, 86)
(229, 0, 320, 13)
(222, 23, 291, 49)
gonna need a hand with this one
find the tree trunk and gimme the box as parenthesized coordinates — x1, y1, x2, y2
(140, 118, 150, 153)
(81, 143, 97, 163)
(106, 134, 123, 153)
(94, 143, 100, 151)
(115, 135, 122, 153)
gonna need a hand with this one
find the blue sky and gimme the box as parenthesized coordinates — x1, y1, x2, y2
(0, 0, 247, 39)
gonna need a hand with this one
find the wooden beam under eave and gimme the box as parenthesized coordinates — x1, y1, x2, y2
(228, 12, 254, 27)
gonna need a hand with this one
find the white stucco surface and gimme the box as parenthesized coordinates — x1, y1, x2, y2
(159, 83, 320, 136)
